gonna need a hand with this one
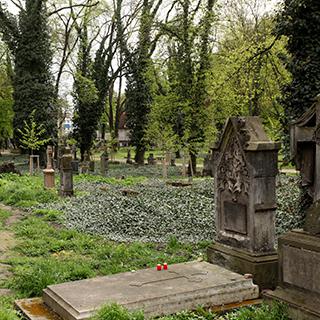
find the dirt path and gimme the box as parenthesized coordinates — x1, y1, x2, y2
(0, 203, 25, 296)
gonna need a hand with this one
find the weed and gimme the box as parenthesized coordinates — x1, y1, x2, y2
(91, 303, 144, 320)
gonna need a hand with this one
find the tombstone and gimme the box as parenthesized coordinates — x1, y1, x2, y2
(79, 151, 90, 174)
(43, 146, 55, 189)
(207, 117, 280, 289)
(59, 147, 73, 197)
(170, 154, 176, 167)
(202, 152, 214, 177)
(147, 153, 156, 165)
(126, 149, 133, 164)
(100, 150, 109, 175)
(264, 97, 320, 319)
(71, 145, 79, 174)
(89, 160, 95, 172)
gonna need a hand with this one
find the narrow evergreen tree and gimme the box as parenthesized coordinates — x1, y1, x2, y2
(0, 0, 57, 147)
(72, 18, 99, 160)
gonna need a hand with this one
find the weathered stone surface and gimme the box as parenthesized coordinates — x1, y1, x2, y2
(42, 262, 259, 320)
(264, 287, 320, 320)
(207, 242, 278, 290)
(213, 117, 279, 253)
(305, 200, 320, 235)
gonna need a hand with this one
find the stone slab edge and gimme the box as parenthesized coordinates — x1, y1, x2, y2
(43, 279, 259, 320)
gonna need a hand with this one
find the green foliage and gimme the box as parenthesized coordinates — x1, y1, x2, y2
(8, 257, 95, 297)
(92, 303, 144, 320)
(0, 173, 58, 207)
(123, 1, 158, 164)
(0, 208, 11, 228)
(10, 0, 57, 145)
(0, 46, 14, 148)
(0, 296, 19, 320)
(276, 0, 320, 156)
(17, 110, 51, 153)
(209, 8, 289, 141)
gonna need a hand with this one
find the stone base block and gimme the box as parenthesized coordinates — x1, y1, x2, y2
(207, 242, 278, 290)
(41, 261, 259, 320)
(263, 287, 320, 320)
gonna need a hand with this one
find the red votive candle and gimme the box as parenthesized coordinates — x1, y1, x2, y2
(163, 263, 168, 270)
(157, 264, 162, 271)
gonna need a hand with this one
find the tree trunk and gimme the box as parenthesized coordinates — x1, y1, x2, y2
(188, 152, 197, 176)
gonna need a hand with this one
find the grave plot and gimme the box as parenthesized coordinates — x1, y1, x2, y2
(16, 262, 259, 320)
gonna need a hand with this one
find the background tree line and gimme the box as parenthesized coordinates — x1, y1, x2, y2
(0, 0, 319, 171)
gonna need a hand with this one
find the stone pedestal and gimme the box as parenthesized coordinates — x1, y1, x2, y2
(207, 117, 280, 290)
(264, 230, 320, 319)
(43, 146, 55, 189)
(43, 169, 55, 189)
(208, 242, 278, 290)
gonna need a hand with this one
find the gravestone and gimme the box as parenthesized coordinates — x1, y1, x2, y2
(71, 145, 79, 174)
(147, 153, 156, 165)
(126, 149, 133, 164)
(207, 117, 280, 289)
(59, 147, 73, 197)
(100, 150, 109, 175)
(79, 152, 90, 174)
(264, 97, 320, 319)
(43, 146, 55, 189)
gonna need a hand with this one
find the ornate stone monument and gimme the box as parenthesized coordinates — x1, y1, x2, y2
(43, 146, 55, 189)
(265, 97, 320, 319)
(59, 147, 73, 197)
(207, 117, 280, 289)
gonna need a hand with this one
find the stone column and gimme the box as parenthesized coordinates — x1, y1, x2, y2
(59, 147, 73, 197)
(207, 117, 280, 289)
(43, 146, 55, 189)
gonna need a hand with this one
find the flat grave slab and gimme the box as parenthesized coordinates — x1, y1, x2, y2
(38, 261, 259, 320)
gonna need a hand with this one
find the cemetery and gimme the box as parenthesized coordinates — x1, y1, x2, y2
(0, 0, 319, 319)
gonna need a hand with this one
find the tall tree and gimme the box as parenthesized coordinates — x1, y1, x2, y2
(160, 0, 217, 173)
(276, 0, 320, 156)
(118, 0, 163, 164)
(72, 6, 98, 160)
(0, 0, 57, 148)
(0, 45, 14, 150)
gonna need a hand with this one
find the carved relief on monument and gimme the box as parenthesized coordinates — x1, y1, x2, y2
(217, 133, 250, 202)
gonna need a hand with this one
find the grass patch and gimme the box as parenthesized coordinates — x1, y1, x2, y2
(74, 174, 146, 186)
(91, 302, 289, 320)
(5, 215, 206, 298)
(0, 296, 20, 320)
(0, 209, 11, 228)
(0, 174, 59, 207)
(33, 209, 64, 222)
